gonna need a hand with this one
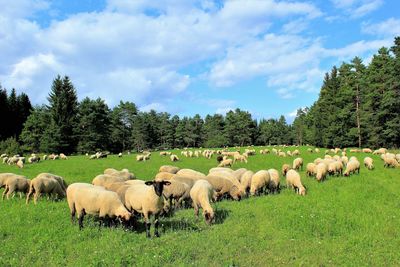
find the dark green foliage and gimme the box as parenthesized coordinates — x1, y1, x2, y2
(0, 137, 22, 155)
(20, 106, 51, 153)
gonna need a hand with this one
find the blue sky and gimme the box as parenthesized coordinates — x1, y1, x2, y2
(0, 0, 399, 122)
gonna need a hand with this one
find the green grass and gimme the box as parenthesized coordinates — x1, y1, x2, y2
(1, 147, 400, 266)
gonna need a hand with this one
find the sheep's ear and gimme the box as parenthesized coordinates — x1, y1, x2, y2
(163, 181, 171, 186)
(145, 181, 154, 186)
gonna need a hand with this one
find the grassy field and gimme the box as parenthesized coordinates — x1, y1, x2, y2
(1, 146, 400, 266)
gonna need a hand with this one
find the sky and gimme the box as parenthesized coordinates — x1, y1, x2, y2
(0, 0, 400, 122)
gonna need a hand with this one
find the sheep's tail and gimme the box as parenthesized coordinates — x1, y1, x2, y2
(26, 182, 35, 204)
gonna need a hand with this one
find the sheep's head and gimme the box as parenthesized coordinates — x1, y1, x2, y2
(230, 185, 241, 201)
(145, 180, 171, 197)
(203, 209, 215, 225)
(299, 186, 306, 196)
(343, 171, 350, 177)
(117, 208, 131, 222)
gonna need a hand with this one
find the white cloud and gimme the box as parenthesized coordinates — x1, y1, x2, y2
(140, 102, 167, 112)
(331, 0, 383, 18)
(362, 18, 400, 37)
(216, 107, 234, 115)
(0, 0, 49, 18)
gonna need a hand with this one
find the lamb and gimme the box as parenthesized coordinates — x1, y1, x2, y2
(316, 162, 328, 182)
(306, 163, 316, 177)
(250, 170, 270, 196)
(267, 169, 280, 194)
(1, 175, 30, 199)
(281, 164, 290, 176)
(240, 170, 254, 195)
(343, 160, 360, 176)
(155, 172, 175, 180)
(26, 174, 66, 204)
(66, 183, 131, 229)
(170, 154, 179, 162)
(364, 157, 374, 170)
(103, 168, 135, 180)
(190, 180, 215, 225)
(203, 175, 241, 201)
(286, 169, 306, 196)
(176, 169, 206, 178)
(159, 165, 180, 174)
(123, 180, 171, 238)
(218, 159, 233, 167)
(292, 158, 303, 171)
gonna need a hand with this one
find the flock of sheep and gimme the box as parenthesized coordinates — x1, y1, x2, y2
(1, 153, 68, 169)
(0, 146, 399, 238)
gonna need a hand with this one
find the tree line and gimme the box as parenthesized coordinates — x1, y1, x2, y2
(292, 36, 400, 149)
(1, 37, 399, 154)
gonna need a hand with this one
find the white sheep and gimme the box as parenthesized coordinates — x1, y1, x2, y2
(67, 183, 131, 229)
(306, 163, 316, 177)
(204, 175, 241, 201)
(190, 180, 215, 225)
(159, 165, 180, 174)
(123, 180, 171, 238)
(343, 160, 360, 176)
(316, 162, 328, 182)
(267, 169, 280, 194)
(1, 175, 30, 199)
(250, 170, 270, 196)
(26, 174, 67, 204)
(286, 169, 306, 196)
(218, 159, 233, 167)
(240, 170, 254, 195)
(103, 168, 135, 180)
(363, 157, 374, 170)
(170, 154, 179, 162)
(292, 157, 303, 171)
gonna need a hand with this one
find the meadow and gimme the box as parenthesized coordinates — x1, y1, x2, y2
(1, 146, 400, 266)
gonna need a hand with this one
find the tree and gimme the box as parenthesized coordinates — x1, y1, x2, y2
(0, 87, 9, 140)
(76, 98, 111, 153)
(20, 106, 51, 152)
(203, 114, 227, 147)
(46, 75, 78, 153)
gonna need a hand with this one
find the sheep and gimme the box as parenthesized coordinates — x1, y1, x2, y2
(343, 160, 361, 176)
(159, 151, 170, 156)
(250, 170, 270, 196)
(206, 170, 245, 196)
(92, 174, 126, 187)
(176, 169, 206, 178)
(155, 172, 175, 180)
(328, 161, 343, 176)
(123, 180, 171, 238)
(218, 159, 233, 167)
(233, 153, 248, 163)
(396, 154, 400, 163)
(2, 157, 8, 164)
(292, 149, 300, 156)
(136, 154, 146, 161)
(190, 180, 215, 225)
(286, 170, 306, 196)
(171, 176, 196, 189)
(233, 168, 248, 182)
(16, 160, 24, 169)
(362, 148, 372, 153)
(306, 163, 316, 177)
(292, 157, 303, 171)
(103, 168, 135, 180)
(315, 148, 320, 153)
(159, 179, 191, 210)
(307, 148, 313, 153)
(170, 154, 179, 162)
(316, 162, 328, 182)
(341, 156, 349, 165)
(118, 152, 123, 157)
(0, 173, 20, 189)
(159, 165, 180, 174)
(278, 151, 286, 157)
(203, 175, 241, 201)
(267, 169, 280, 194)
(364, 157, 374, 170)
(209, 167, 233, 174)
(240, 170, 254, 195)
(60, 153, 68, 160)
(281, 164, 290, 176)
(26, 174, 66, 204)
(1, 175, 30, 199)
(0, 153, 7, 158)
(66, 183, 131, 229)
(373, 148, 387, 155)
(28, 155, 40, 163)
(383, 156, 399, 168)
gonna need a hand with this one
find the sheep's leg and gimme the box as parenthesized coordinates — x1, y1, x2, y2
(2, 186, 9, 200)
(144, 215, 151, 238)
(154, 215, 160, 238)
(34, 192, 41, 204)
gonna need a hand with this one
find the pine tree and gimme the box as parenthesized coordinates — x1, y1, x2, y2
(20, 106, 51, 152)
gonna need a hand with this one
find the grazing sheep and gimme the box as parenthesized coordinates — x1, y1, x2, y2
(170, 154, 179, 162)
(315, 148, 320, 153)
(240, 170, 254, 195)
(267, 169, 280, 194)
(118, 152, 123, 157)
(292, 158, 303, 171)
(60, 153, 68, 160)
(328, 161, 343, 176)
(204, 175, 241, 201)
(176, 169, 206, 178)
(306, 163, 316, 177)
(209, 167, 233, 174)
(383, 156, 399, 168)
(343, 160, 361, 176)
(26, 174, 66, 204)
(1, 173, 20, 189)
(286, 169, 306, 196)
(341, 156, 349, 165)
(307, 148, 313, 153)
(0, 153, 7, 158)
(136, 154, 148, 161)
(281, 164, 290, 176)
(364, 157, 374, 170)
(362, 148, 372, 153)
(278, 151, 286, 157)
(171, 176, 196, 189)
(123, 180, 171, 238)
(373, 148, 387, 155)
(104, 168, 135, 180)
(250, 170, 270, 196)
(158, 179, 191, 209)
(316, 163, 328, 182)
(190, 180, 215, 225)
(2, 157, 8, 164)
(206, 170, 245, 196)
(66, 183, 131, 229)
(159, 165, 180, 174)
(233, 168, 248, 182)
(233, 153, 248, 163)
(292, 149, 300, 156)
(2, 175, 30, 199)
(218, 159, 233, 167)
